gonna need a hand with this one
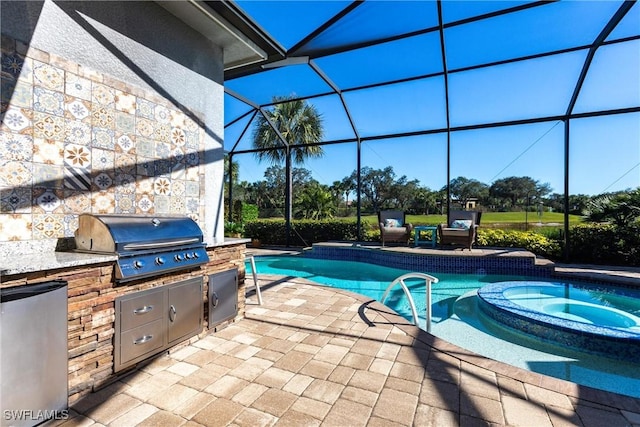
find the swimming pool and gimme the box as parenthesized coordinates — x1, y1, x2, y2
(247, 255, 640, 398)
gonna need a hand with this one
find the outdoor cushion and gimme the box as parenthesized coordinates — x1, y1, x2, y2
(385, 218, 403, 228)
(451, 219, 473, 230)
(441, 228, 471, 236)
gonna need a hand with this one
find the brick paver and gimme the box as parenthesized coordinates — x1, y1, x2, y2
(60, 275, 640, 427)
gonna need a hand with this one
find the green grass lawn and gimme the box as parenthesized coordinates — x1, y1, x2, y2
(361, 211, 582, 227)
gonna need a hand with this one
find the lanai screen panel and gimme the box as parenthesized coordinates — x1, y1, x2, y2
(224, 0, 640, 213)
(226, 65, 333, 105)
(290, 1, 439, 57)
(573, 40, 640, 113)
(361, 134, 448, 192)
(313, 32, 443, 90)
(450, 123, 565, 199)
(570, 113, 640, 195)
(344, 77, 447, 137)
(448, 50, 587, 127)
(444, 1, 624, 70)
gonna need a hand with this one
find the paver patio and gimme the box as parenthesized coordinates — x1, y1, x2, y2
(53, 273, 640, 427)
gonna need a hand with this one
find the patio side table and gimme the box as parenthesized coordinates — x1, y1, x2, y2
(414, 225, 437, 248)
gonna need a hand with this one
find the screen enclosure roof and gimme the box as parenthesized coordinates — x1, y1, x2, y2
(220, 0, 639, 194)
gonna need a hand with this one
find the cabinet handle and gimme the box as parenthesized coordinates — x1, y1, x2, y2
(169, 305, 176, 322)
(133, 305, 153, 315)
(134, 335, 153, 345)
(211, 292, 219, 308)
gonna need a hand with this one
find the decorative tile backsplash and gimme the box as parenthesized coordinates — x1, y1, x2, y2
(0, 35, 206, 242)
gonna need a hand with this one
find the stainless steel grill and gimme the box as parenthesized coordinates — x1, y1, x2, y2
(74, 214, 209, 282)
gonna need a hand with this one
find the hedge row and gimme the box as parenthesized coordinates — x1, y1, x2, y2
(244, 219, 359, 246)
(476, 229, 561, 259)
(568, 223, 640, 266)
(244, 219, 639, 266)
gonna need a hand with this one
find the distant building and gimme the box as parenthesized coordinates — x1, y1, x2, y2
(453, 198, 478, 210)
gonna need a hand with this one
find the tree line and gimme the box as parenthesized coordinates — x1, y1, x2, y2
(225, 162, 629, 219)
(226, 96, 636, 221)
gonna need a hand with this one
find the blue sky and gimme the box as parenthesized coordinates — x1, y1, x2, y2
(225, 1, 640, 196)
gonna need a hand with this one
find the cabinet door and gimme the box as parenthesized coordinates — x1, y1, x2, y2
(168, 277, 203, 345)
(209, 268, 238, 328)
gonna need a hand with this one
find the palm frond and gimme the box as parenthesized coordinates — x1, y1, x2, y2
(252, 95, 324, 165)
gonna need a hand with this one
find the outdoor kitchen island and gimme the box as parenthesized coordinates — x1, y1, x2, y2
(0, 237, 250, 405)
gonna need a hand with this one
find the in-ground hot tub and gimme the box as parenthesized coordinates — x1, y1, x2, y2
(477, 281, 640, 362)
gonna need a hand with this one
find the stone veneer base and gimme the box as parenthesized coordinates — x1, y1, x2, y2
(0, 242, 247, 404)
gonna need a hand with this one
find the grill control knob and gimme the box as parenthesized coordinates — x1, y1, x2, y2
(174, 254, 183, 262)
(185, 253, 193, 260)
(155, 257, 165, 266)
(133, 260, 144, 269)
(193, 252, 200, 259)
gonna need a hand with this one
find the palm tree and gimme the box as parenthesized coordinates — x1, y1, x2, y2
(252, 95, 324, 164)
(224, 153, 240, 221)
(584, 189, 640, 227)
(251, 95, 324, 244)
(295, 183, 335, 220)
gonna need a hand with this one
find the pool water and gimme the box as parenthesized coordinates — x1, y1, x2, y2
(247, 255, 520, 322)
(542, 302, 633, 326)
(247, 255, 640, 398)
(503, 283, 640, 325)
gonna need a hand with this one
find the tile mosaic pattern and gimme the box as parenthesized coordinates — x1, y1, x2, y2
(0, 37, 206, 241)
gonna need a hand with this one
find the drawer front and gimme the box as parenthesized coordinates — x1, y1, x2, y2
(119, 288, 165, 331)
(119, 318, 165, 364)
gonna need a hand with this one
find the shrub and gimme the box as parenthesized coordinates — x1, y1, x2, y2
(361, 227, 380, 242)
(243, 219, 283, 242)
(568, 223, 640, 266)
(242, 203, 259, 222)
(476, 228, 561, 259)
(232, 201, 259, 224)
(244, 219, 359, 246)
(224, 221, 244, 237)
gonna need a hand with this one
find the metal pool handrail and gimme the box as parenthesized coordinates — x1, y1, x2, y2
(248, 255, 263, 305)
(380, 273, 439, 332)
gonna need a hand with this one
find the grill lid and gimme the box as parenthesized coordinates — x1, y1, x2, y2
(75, 214, 205, 253)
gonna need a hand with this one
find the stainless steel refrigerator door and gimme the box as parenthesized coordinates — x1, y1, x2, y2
(1, 281, 68, 427)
